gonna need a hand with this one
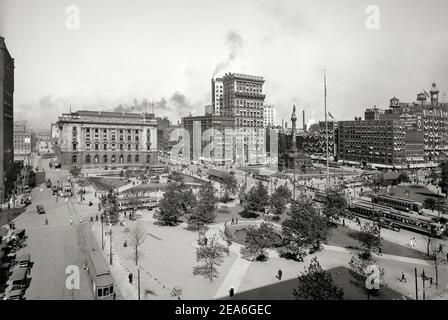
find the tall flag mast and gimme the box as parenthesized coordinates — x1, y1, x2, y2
(324, 69, 330, 188)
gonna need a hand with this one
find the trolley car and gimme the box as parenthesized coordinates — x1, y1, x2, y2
(349, 200, 445, 237)
(371, 194, 422, 214)
(118, 196, 158, 211)
(85, 247, 115, 299)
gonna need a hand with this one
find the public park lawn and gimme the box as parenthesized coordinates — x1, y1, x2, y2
(378, 185, 443, 202)
(328, 225, 427, 260)
(112, 216, 237, 299)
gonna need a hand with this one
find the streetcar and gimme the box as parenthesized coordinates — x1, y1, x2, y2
(85, 247, 115, 299)
(349, 200, 445, 237)
(118, 196, 158, 211)
(371, 194, 423, 214)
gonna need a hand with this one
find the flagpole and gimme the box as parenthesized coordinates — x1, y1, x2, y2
(324, 69, 330, 189)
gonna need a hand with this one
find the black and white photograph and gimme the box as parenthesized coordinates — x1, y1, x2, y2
(1, 0, 448, 313)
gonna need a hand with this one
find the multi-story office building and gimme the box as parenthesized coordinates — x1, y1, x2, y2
(182, 114, 236, 165)
(263, 104, 276, 127)
(0, 36, 14, 203)
(211, 78, 223, 115)
(54, 110, 158, 169)
(13, 122, 32, 165)
(337, 118, 407, 168)
(221, 73, 266, 164)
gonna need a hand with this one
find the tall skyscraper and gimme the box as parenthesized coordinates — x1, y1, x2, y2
(263, 104, 276, 127)
(221, 73, 266, 164)
(211, 78, 223, 115)
(0, 36, 15, 203)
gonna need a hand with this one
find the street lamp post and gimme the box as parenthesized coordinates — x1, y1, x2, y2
(109, 223, 113, 265)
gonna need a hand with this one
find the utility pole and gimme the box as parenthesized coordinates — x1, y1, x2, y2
(109, 223, 113, 265)
(324, 69, 330, 189)
(421, 269, 426, 300)
(101, 214, 104, 250)
(138, 268, 141, 300)
(414, 267, 418, 300)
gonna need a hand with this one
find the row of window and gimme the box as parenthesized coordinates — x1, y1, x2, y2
(85, 135, 139, 141)
(73, 143, 144, 151)
(72, 154, 152, 164)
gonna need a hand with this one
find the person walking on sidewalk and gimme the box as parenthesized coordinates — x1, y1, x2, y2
(277, 269, 283, 280)
(128, 273, 133, 284)
(401, 272, 407, 283)
(45, 219, 49, 225)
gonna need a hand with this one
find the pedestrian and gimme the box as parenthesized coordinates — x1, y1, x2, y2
(401, 272, 406, 283)
(45, 219, 49, 225)
(229, 286, 234, 297)
(90, 216, 93, 222)
(409, 238, 414, 247)
(128, 273, 133, 284)
(378, 247, 382, 256)
(439, 243, 443, 253)
(231, 218, 234, 225)
(124, 212, 127, 218)
(342, 219, 345, 227)
(277, 269, 283, 280)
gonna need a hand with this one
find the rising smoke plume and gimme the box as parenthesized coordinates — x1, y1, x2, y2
(212, 30, 244, 77)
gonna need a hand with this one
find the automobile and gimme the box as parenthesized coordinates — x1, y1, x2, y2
(45, 179, 52, 188)
(6, 268, 28, 292)
(3, 289, 24, 300)
(36, 205, 45, 214)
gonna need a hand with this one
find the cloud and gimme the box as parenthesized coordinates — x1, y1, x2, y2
(212, 30, 245, 77)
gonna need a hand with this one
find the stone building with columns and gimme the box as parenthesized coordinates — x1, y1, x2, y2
(53, 110, 158, 169)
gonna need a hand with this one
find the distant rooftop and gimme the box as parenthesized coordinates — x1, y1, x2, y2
(64, 110, 153, 119)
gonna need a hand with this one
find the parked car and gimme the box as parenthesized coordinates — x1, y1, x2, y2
(36, 205, 45, 214)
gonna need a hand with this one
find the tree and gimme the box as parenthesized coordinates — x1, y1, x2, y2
(220, 221, 233, 249)
(354, 222, 382, 255)
(428, 244, 446, 286)
(398, 171, 410, 184)
(188, 182, 217, 230)
(348, 253, 385, 297)
(157, 182, 197, 226)
(242, 182, 270, 213)
(293, 257, 344, 300)
(193, 234, 229, 282)
(269, 195, 286, 217)
(439, 161, 448, 194)
(70, 165, 82, 178)
(168, 171, 183, 183)
(274, 184, 292, 201)
(424, 197, 437, 212)
(101, 189, 120, 224)
(282, 198, 331, 255)
(221, 174, 238, 200)
(322, 186, 348, 222)
(242, 222, 278, 261)
(128, 221, 147, 265)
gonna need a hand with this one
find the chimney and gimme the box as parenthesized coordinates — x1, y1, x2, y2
(302, 110, 305, 131)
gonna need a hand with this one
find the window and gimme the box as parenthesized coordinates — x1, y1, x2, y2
(73, 144, 77, 150)
(135, 155, 139, 162)
(147, 155, 151, 163)
(111, 155, 116, 163)
(128, 144, 131, 150)
(135, 130, 139, 134)
(120, 136, 123, 141)
(97, 288, 103, 298)
(120, 130, 123, 134)
(119, 155, 124, 163)
(112, 144, 116, 150)
(104, 144, 107, 150)
(103, 155, 108, 163)
(127, 155, 132, 163)
(86, 155, 91, 163)
(120, 144, 123, 150)
(95, 128, 99, 133)
(86, 144, 90, 150)
(94, 155, 99, 163)
(103, 129, 107, 133)
(95, 144, 99, 150)
(103, 288, 109, 296)
(128, 136, 131, 141)
(86, 128, 90, 133)
(128, 129, 131, 134)
(135, 144, 139, 150)
(72, 155, 77, 164)
(135, 136, 139, 141)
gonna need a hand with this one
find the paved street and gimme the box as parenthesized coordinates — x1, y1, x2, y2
(8, 155, 94, 299)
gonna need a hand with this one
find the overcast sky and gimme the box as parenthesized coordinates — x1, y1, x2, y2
(1, 0, 448, 130)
